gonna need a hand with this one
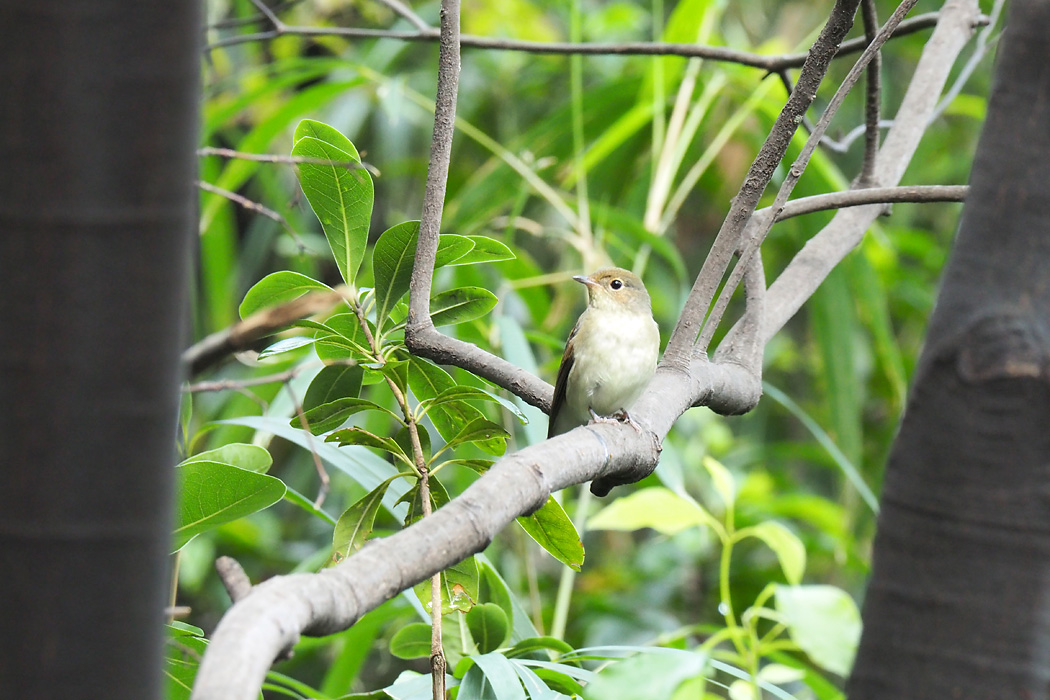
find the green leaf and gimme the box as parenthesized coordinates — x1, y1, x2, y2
(469, 653, 527, 700)
(239, 271, 332, 319)
(394, 424, 431, 464)
(296, 397, 398, 435)
(447, 235, 515, 265)
(467, 603, 510, 654)
(581, 651, 706, 700)
(429, 286, 499, 327)
(173, 461, 286, 551)
(516, 496, 584, 571)
(401, 475, 450, 526)
(505, 636, 575, 659)
(182, 443, 272, 473)
(445, 418, 511, 455)
(326, 427, 409, 464)
(371, 221, 423, 330)
(740, 521, 806, 585)
(328, 476, 399, 566)
(389, 623, 432, 660)
(292, 129, 373, 285)
(415, 555, 480, 615)
(408, 358, 506, 454)
(421, 386, 526, 424)
(303, 364, 365, 410)
(372, 223, 475, 330)
(257, 336, 315, 359)
(703, 456, 736, 509)
(588, 487, 719, 535)
(775, 585, 861, 676)
(293, 118, 358, 153)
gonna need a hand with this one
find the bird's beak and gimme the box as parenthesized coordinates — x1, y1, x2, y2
(572, 274, 599, 289)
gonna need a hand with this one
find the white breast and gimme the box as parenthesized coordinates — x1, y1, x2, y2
(566, 309, 660, 422)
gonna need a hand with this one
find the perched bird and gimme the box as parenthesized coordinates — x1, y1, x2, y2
(547, 267, 661, 438)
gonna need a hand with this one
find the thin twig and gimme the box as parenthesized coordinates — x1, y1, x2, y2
(374, 0, 431, 32)
(773, 184, 967, 221)
(663, 0, 865, 366)
(198, 147, 380, 175)
(859, 0, 882, 185)
(215, 556, 253, 603)
(196, 180, 307, 252)
(696, 0, 920, 352)
(287, 383, 330, 509)
(207, 9, 950, 73)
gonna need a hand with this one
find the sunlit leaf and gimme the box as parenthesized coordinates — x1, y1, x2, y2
(239, 271, 333, 319)
(588, 487, 719, 535)
(329, 476, 399, 566)
(430, 286, 499, 327)
(182, 443, 272, 473)
(516, 496, 584, 571)
(775, 585, 861, 677)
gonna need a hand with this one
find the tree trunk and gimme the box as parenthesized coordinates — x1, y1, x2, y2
(848, 2, 1050, 697)
(0, 2, 199, 697)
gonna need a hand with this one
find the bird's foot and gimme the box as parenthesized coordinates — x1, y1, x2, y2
(588, 408, 644, 433)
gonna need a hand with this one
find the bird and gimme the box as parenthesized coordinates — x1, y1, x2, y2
(547, 267, 661, 438)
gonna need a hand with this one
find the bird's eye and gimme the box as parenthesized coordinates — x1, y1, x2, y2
(610, 279, 623, 290)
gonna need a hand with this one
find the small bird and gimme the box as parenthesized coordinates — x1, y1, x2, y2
(547, 267, 661, 438)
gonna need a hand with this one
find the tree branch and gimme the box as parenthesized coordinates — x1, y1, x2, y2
(662, 0, 864, 366)
(208, 7, 959, 74)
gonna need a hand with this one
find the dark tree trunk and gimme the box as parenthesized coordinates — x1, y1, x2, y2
(848, 2, 1050, 698)
(0, 2, 199, 698)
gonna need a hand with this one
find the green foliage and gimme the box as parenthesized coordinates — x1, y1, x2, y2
(183, 0, 994, 696)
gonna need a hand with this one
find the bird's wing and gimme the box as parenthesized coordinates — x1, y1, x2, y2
(547, 317, 580, 438)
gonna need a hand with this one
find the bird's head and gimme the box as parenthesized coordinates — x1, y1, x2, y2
(573, 267, 652, 315)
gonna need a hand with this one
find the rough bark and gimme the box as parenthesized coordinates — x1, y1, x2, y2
(848, 2, 1050, 697)
(0, 1, 199, 697)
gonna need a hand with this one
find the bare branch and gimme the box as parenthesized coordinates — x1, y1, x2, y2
(859, 0, 883, 184)
(207, 8, 956, 73)
(374, 0, 431, 33)
(774, 184, 967, 221)
(757, 0, 980, 344)
(182, 288, 348, 377)
(198, 147, 380, 175)
(196, 180, 307, 252)
(663, 0, 864, 366)
(695, 0, 919, 353)
(215, 556, 253, 603)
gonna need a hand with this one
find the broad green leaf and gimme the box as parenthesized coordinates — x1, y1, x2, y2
(703, 456, 736, 508)
(459, 664, 501, 700)
(467, 603, 510, 654)
(588, 487, 718, 535)
(421, 386, 526, 424)
(182, 443, 272, 473)
(430, 286, 499, 327)
(739, 521, 806, 585)
(173, 461, 286, 551)
(389, 622, 432, 660)
(415, 555, 480, 615)
(303, 364, 365, 411)
(516, 496, 584, 571)
(470, 653, 527, 700)
(239, 271, 332, 319)
(372, 223, 475, 330)
(581, 651, 705, 700)
(292, 131, 373, 285)
(444, 418, 510, 455)
(326, 427, 409, 464)
(447, 235, 516, 265)
(328, 476, 399, 566)
(408, 358, 506, 454)
(505, 636, 575, 659)
(296, 397, 398, 435)
(165, 623, 208, 700)
(775, 585, 861, 677)
(293, 118, 358, 153)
